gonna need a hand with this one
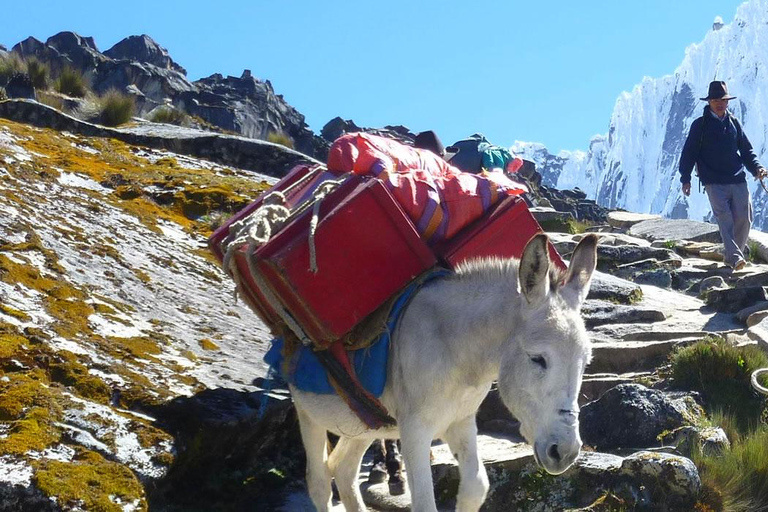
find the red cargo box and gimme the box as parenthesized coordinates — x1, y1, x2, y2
(209, 163, 337, 262)
(434, 196, 567, 271)
(253, 178, 437, 346)
(209, 164, 343, 330)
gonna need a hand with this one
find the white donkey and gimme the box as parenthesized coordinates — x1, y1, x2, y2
(291, 233, 598, 511)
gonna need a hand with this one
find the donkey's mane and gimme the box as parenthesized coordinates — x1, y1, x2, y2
(454, 256, 567, 294)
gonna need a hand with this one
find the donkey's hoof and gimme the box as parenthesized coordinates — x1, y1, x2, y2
(367, 462, 388, 484)
(388, 477, 406, 496)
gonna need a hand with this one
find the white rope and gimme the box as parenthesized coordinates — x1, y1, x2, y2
(308, 179, 346, 273)
(752, 368, 768, 395)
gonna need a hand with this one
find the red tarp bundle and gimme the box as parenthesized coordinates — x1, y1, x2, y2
(327, 132, 528, 244)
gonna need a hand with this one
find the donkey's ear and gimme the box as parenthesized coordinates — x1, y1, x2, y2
(519, 234, 551, 304)
(561, 234, 598, 307)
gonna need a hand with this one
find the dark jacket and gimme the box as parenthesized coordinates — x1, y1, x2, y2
(679, 106, 762, 185)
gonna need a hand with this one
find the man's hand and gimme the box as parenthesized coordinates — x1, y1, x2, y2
(682, 182, 691, 196)
(757, 167, 768, 180)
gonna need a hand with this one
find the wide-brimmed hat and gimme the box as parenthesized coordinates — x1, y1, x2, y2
(700, 80, 737, 101)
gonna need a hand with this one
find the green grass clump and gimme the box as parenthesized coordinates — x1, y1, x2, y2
(694, 414, 768, 512)
(149, 106, 189, 126)
(25, 57, 49, 90)
(54, 66, 88, 98)
(669, 335, 768, 428)
(98, 89, 135, 126)
(267, 131, 294, 149)
(0, 54, 24, 86)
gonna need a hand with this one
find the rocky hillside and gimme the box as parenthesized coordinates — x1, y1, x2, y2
(2, 32, 325, 158)
(0, 100, 767, 510)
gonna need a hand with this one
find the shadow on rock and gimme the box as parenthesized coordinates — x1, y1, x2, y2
(144, 383, 303, 511)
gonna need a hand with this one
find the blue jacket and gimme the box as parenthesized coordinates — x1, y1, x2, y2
(679, 106, 762, 185)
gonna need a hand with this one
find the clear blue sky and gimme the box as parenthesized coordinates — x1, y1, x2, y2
(1, 1, 746, 153)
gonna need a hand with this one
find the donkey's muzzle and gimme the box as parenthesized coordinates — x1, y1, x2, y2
(534, 435, 581, 475)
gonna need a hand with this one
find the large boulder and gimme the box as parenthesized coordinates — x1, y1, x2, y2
(580, 384, 704, 452)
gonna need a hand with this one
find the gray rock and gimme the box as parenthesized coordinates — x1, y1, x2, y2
(704, 286, 768, 313)
(699, 275, 728, 294)
(587, 272, 643, 304)
(629, 218, 721, 243)
(619, 451, 701, 507)
(596, 245, 682, 270)
(633, 268, 673, 288)
(9, 31, 326, 159)
(0, 99, 319, 178)
(736, 300, 768, 322)
(607, 211, 661, 229)
(104, 34, 187, 74)
(660, 426, 730, 457)
(580, 384, 704, 452)
(596, 232, 652, 246)
(589, 339, 690, 374)
(735, 268, 768, 288)
(582, 300, 666, 329)
(747, 316, 768, 354)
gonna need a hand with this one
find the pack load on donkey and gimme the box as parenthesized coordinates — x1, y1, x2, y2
(208, 132, 566, 427)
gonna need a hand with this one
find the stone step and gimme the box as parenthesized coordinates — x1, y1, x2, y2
(580, 372, 653, 404)
(589, 338, 701, 374)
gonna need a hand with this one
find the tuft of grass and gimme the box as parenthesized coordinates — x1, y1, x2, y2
(25, 57, 49, 90)
(149, 106, 189, 126)
(747, 240, 762, 263)
(694, 415, 768, 512)
(98, 89, 135, 126)
(267, 131, 294, 149)
(54, 66, 88, 98)
(0, 53, 24, 86)
(669, 335, 768, 429)
(663, 239, 678, 250)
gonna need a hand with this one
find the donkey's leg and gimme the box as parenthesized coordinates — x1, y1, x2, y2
(443, 415, 489, 512)
(296, 408, 332, 511)
(400, 420, 437, 512)
(327, 436, 370, 512)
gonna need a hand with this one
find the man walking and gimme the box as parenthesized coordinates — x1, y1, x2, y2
(679, 80, 768, 270)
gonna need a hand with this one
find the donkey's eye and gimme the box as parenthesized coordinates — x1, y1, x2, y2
(530, 355, 547, 370)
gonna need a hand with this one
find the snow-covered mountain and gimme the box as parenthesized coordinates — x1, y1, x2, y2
(514, 0, 768, 230)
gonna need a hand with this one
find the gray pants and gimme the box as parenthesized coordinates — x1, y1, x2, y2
(705, 182, 752, 267)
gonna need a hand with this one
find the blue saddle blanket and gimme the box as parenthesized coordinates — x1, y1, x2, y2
(264, 270, 448, 396)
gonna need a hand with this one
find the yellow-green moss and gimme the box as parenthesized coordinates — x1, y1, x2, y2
(180, 349, 198, 362)
(5, 119, 269, 238)
(92, 302, 118, 315)
(33, 450, 146, 512)
(0, 329, 28, 359)
(0, 303, 32, 322)
(104, 336, 162, 360)
(0, 372, 62, 454)
(0, 407, 62, 454)
(0, 254, 95, 338)
(198, 339, 220, 351)
(49, 359, 112, 404)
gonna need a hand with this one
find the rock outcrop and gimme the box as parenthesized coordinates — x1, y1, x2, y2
(6, 32, 324, 158)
